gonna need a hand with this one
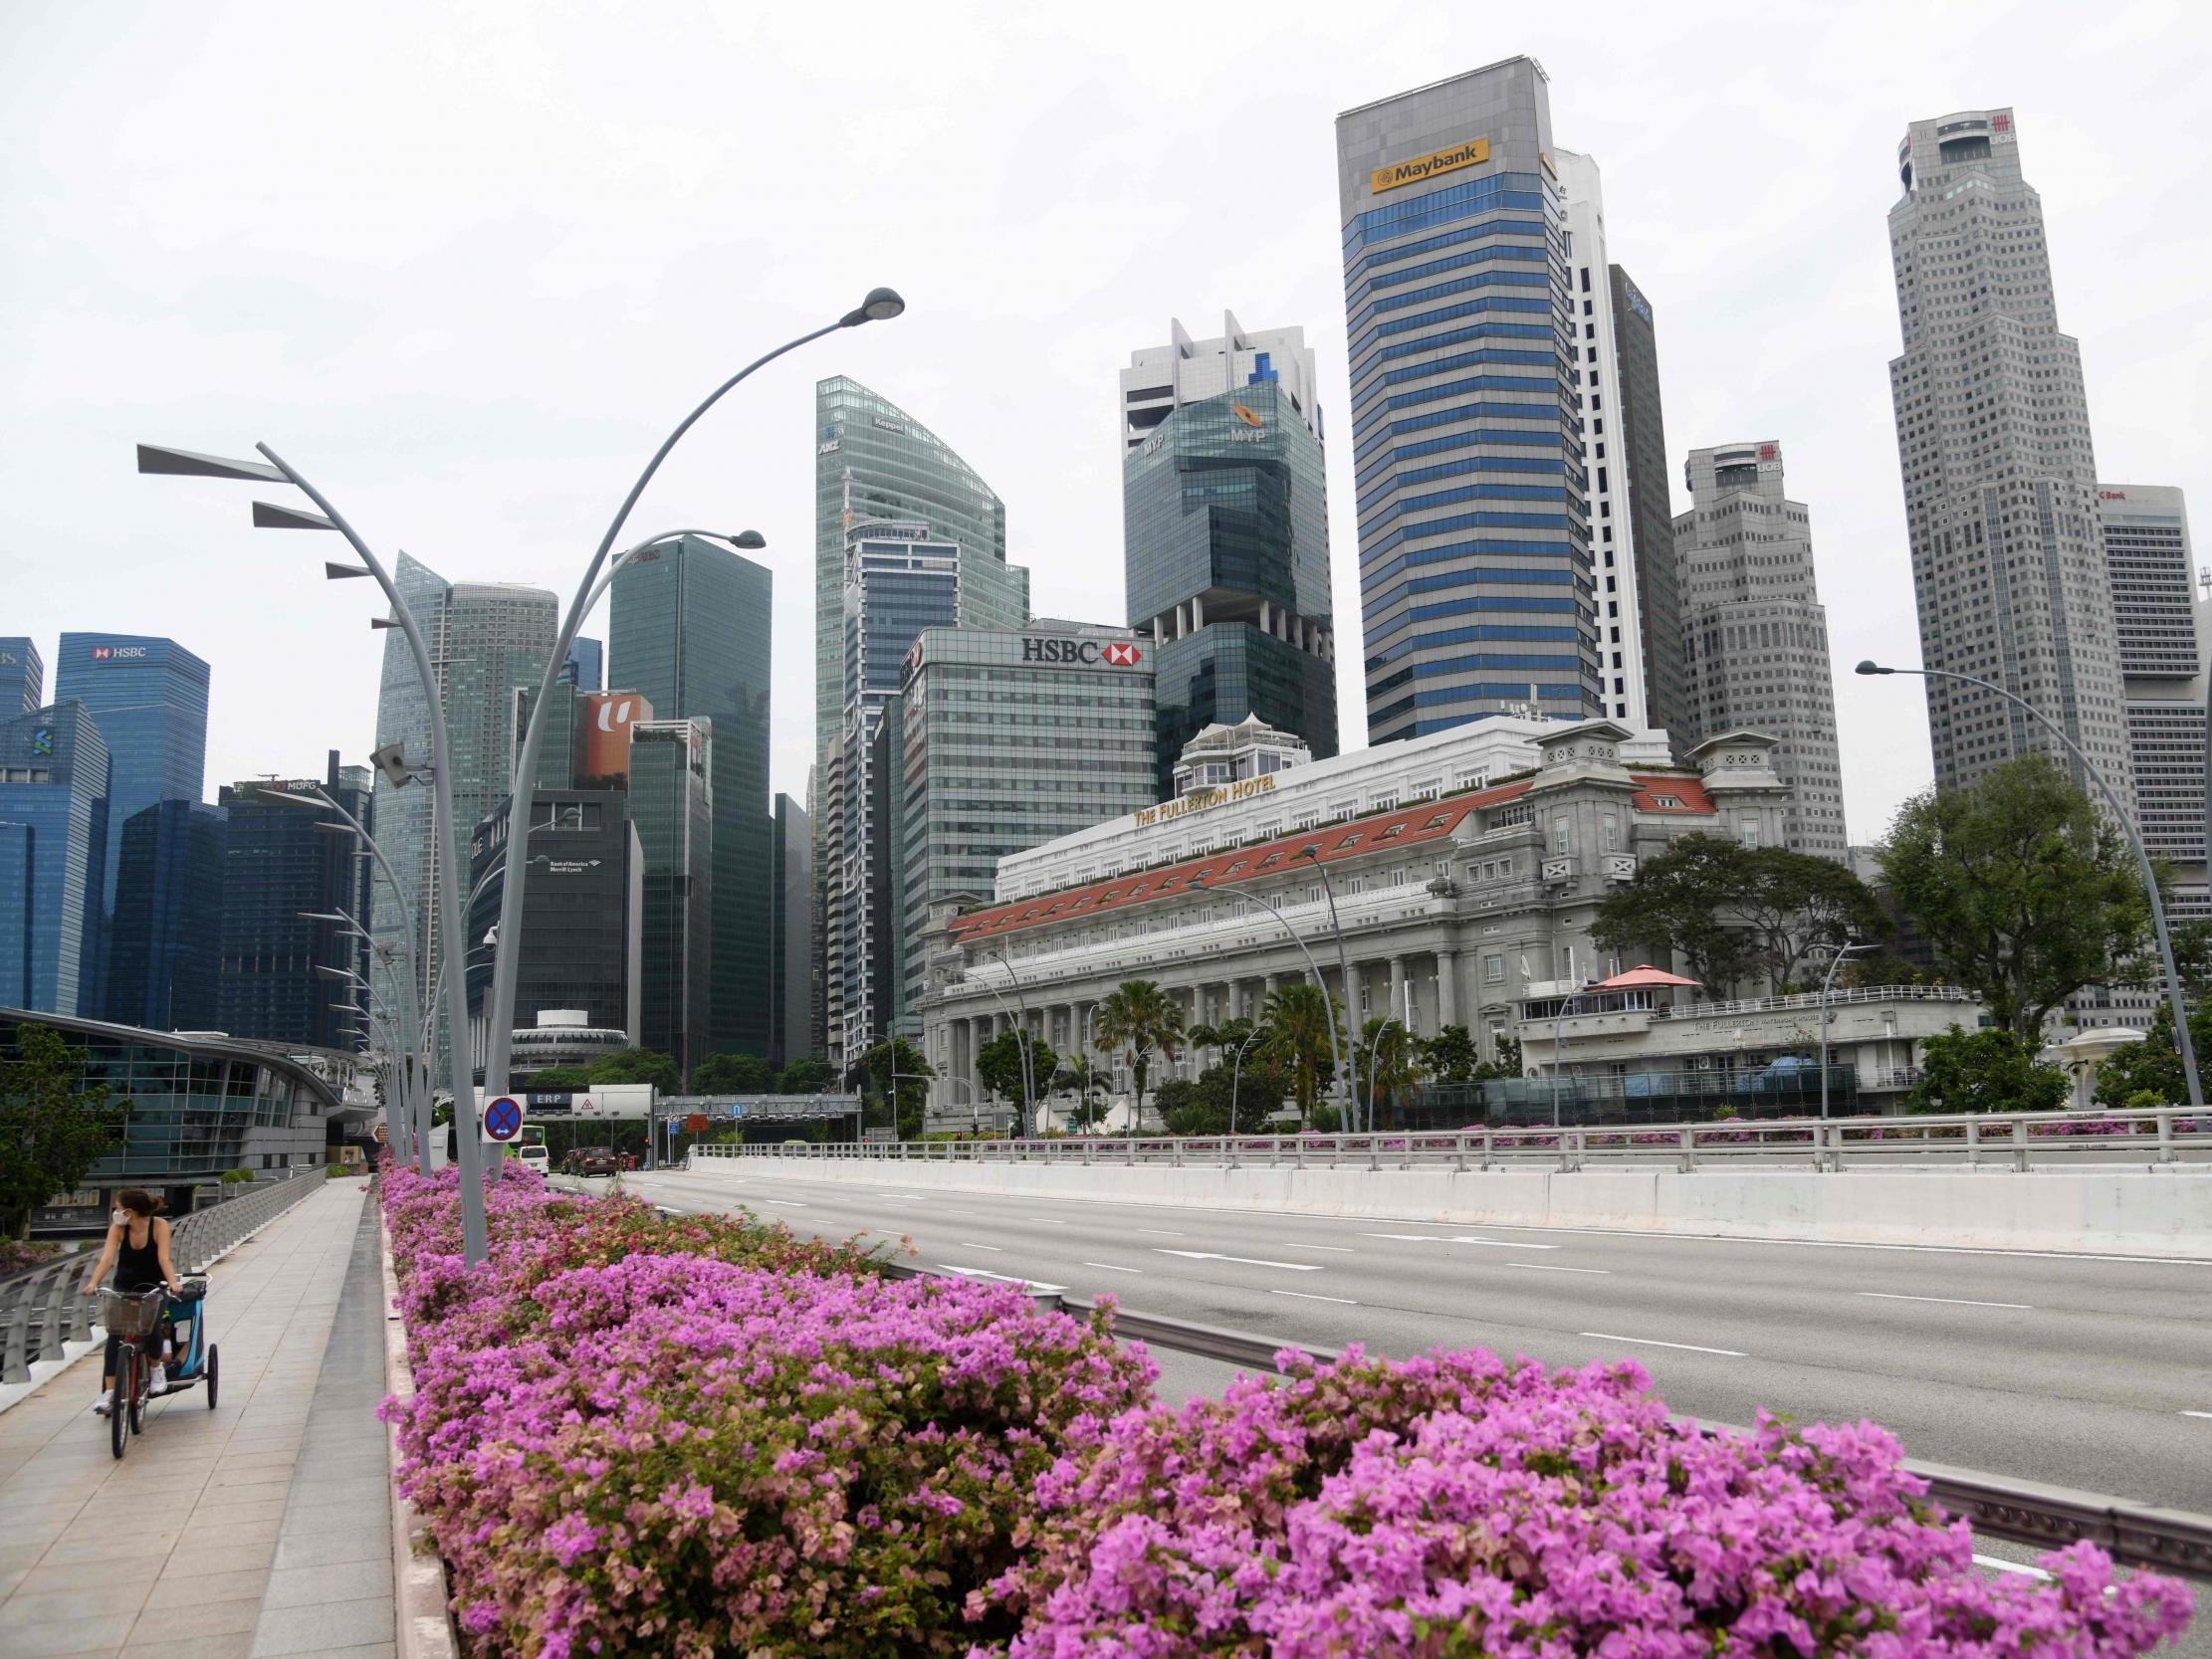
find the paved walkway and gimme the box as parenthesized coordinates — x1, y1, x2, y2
(0, 1180, 397, 1659)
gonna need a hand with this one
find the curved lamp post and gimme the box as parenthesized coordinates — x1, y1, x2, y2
(1228, 1027, 1266, 1137)
(482, 292, 906, 1127)
(1296, 846, 1363, 1132)
(984, 945, 1038, 1136)
(966, 970, 1033, 1133)
(1857, 660, 2202, 1111)
(1192, 876, 1349, 1132)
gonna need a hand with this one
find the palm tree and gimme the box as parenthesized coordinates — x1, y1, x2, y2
(1055, 1056, 1106, 1131)
(1358, 1017, 1426, 1130)
(1094, 979, 1185, 1129)
(1186, 1021, 1221, 1074)
(1260, 982, 1341, 1128)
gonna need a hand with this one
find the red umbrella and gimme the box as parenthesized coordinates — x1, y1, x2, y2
(1591, 963, 1703, 990)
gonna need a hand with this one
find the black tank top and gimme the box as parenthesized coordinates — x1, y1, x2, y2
(114, 1220, 163, 1291)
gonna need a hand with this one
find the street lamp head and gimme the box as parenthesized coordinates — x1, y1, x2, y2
(1855, 660, 1893, 676)
(841, 287, 907, 327)
(325, 562, 370, 580)
(731, 529, 767, 550)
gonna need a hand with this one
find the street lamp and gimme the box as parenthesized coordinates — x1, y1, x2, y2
(1228, 1027, 1266, 1138)
(985, 946, 1039, 1134)
(1296, 847, 1363, 1132)
(1367, 1016, 1397, 1134)
(1856, 660, 2202, 1111)
(482, 293, 906, 1130)
(1815, 940, 1874, 1121)
(1551, 981, 1595, 1130)
(1189, 875, 1349, 1134)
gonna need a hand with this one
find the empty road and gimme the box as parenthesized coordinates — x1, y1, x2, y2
(619, 1163, 2212, 1515)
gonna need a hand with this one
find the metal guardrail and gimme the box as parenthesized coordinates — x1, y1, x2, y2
(690, 1106, 2206, 1174)
(867, 1257, 2212, 1580)
(1, 1168, 327, 1384)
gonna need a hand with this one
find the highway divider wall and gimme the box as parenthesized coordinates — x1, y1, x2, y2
(692, 1158, 2212, 1259)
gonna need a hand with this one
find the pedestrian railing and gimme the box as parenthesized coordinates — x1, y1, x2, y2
(689, 1106, 2206, 1175)
(1, 1167, 327, 1384)
(869, 1256, 2212, 1581)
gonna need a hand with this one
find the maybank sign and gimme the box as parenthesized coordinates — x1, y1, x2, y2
(1370, 137, 1490, 194)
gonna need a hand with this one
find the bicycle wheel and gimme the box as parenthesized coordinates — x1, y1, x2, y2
(126, 1348, 145, 1436)
(205, 1344, 219, 1410)
(111, 1348, 132, 1460)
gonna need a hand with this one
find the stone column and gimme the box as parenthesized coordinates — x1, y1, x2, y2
(1389, 957, 1409, 1032)
(1438, 950, 1459, 1028)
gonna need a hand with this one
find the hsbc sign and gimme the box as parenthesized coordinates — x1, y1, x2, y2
(1022, 638, 1144, 668)
(91, 645, 146, 661)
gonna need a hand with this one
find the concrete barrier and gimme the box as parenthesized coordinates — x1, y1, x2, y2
(693, 1156, 2212, 1258)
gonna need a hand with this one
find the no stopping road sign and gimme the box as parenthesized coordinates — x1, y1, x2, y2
(483, 1096, 526, 1143)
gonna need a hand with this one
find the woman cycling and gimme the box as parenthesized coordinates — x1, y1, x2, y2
(80, 1189, 183, 1416)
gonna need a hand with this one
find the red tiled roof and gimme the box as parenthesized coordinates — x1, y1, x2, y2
(948, 771, 1715, 945)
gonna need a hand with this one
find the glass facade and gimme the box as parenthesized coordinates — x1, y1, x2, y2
(0, 703, 110, 1015)
(1335, 61, 1600, 742)
(560, 636, 604, 692)
(609, 536, 773, 1058)
(627, 720, 713, 1082)
(107, 799, 225, 1031)
(52, 634, 210, 1014)
(897, 627, 1157, 1021)
(769, 793, 810, 1068)
(0, 637, 42, 719)
(1607, 265, 1689, 746)
(215, 756, 375, 1048)
(0, 1008, 337, 1195)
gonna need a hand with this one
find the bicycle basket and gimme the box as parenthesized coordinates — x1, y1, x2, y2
(99, 1288, 166, 1337)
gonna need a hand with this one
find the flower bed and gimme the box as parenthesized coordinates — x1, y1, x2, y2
(381, 1164, 2191, 1658)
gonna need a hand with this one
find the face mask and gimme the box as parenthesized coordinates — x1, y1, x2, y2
(111, 1210, 129, 1226)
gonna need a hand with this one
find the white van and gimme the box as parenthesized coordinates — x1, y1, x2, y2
(516, 1144, 551, 1175)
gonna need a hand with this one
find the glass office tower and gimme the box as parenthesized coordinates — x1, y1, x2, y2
(52, 634, 210, 1015)
(610, 535, 773, 1059)
(215, 755, 375, 1048)
(769, 793, 811, 1069)
(0, 702, 110, 1015)
(627, 718, 714, 1083)
(1335, 59, 1599, 741)
(0, 638, 42, 719)
(1124, 372, 1337, 794)
(107, 799, 225, 1030)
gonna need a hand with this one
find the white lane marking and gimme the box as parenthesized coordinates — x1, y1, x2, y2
(2182, 1410, 2212, 1420)
(1581, 1331, 1746, 1357)
(1276, 1242, 1356, 1253)
(1858, 1292, 2032, 1311)
(1081, 1262, 1145, 1275)
(1135, 1228, 1186, 1237)
(1025, 1218, 1068, 1225)
(1359, 1232, 1559, 1250)
(1974, 1555, 2051, 1579)
(1508, 1263, 1609, 1275)
(937, 1266, 1066, 1293)
(755, 1198, 809, 1207)
(1270, 1289, 1359, 1305)
(1430, 1220, 2209, 1268)
(955, 1241, 1003, 1253)
(1156, 1250, 1325, 1272)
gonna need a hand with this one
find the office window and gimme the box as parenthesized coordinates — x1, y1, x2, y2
(1483, 952, 1505, 982)
(1553, 817, 1572, 852)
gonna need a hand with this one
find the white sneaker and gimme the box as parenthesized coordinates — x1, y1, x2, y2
(92, 1391, 113, 1416)
(148, 1365, 166, 1393)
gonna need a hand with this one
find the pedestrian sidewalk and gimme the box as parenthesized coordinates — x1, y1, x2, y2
(0, 1179, 397, 1659)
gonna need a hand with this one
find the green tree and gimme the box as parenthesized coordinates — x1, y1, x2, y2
(1093, 979, 1185, 1128)
(1054, 1055, 1108, 1131)
(2091, 998, 2212, 1110)
(774, 1055, 838, 1095)
(692, 1052, 777, 1094)
(521, 1064, 593, 1090)
(1258, 982, 1341, 1127)
(976, 1030, 1056, 1117)
(2, 1024, 127, 1239)
(1906, 1025, 2070, 1115)
(1356, 1017, 1427, 1128)
(859, 1039, 934, 1141)
(586, 1047, 681, 1093)
(1593, 834, 1887, 996)
(1880, 755, 2151, 1042)
(1423, 1024, 1479, 1085)
(1152, 1060, 1285, 1137)
(1490, 1033, 1523, 1077)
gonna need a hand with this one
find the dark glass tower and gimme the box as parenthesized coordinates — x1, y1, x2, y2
(0, 702, 110, 1015)
(108, 799, 225, 1030)
(1124, 375, 1338, 793)
(0, 638, 43, 719)
(52, 634, 210, 1014)
(609, 535, 774, 1059)
(628, 720, 713, 1082)
(215, 755, 375, 1048)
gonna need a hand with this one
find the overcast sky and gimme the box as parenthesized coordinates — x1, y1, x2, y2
(6, 0, 2208, 843)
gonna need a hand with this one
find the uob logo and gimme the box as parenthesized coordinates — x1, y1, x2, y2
(596, 699, 635, 732)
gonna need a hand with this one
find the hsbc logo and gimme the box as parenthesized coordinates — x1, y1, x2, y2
(1021, 638, 1144, 668)
(91, 645, 146, 660)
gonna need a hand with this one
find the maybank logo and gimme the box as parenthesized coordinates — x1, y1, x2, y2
(1370, 137, 1490, 194)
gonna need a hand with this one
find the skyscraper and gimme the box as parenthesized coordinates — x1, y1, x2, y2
(366, 554, 557, 1044)
(1551, 152, 1686, 740)
(0, 639, 42, 719)
(2101, 485, 2207, 914)
(1886, 107, 2133, 805)
(108, 799, 225, 1031)
(52, 634, 209, 1016)
(560, 637, 604, 692)
(1673, 443, 1848, 859)
(610, 533, 774, 1059)
(628, 718, 714, 1081)
(216, 755, 374, 1049)
(1121, 314, 1338, 793)
(769, 793, 810, 1070)
(0, 702, 109, 1015)
(1335, 60, 1599, 742)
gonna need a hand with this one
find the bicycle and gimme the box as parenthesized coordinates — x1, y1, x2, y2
(98, 1279, 216, 1459)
